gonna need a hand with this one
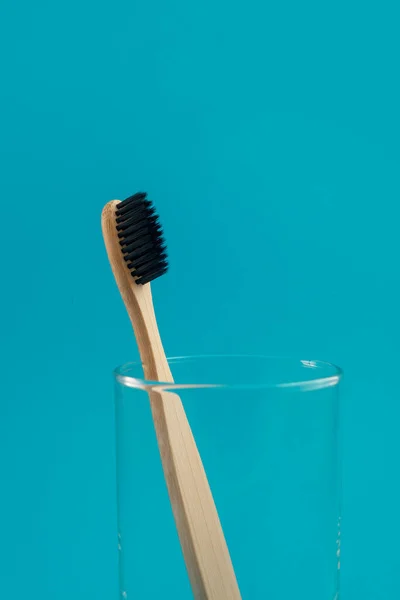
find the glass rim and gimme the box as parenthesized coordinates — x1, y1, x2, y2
(114, 354, 343, 392)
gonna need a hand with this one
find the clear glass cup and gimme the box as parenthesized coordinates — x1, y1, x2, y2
(114, 355, 342, 600)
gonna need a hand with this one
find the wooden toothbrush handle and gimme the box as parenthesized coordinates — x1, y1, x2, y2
(130, 290, 241, 598)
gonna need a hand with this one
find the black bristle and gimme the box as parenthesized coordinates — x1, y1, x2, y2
(138, 267, 168, 286)
(116, 192, 146, 211)
(115, 193, 168, 285)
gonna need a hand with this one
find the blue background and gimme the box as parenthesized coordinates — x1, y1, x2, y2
(1, 1, 399, 598)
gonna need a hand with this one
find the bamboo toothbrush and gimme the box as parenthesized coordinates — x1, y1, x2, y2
(102, 193, 242, 600)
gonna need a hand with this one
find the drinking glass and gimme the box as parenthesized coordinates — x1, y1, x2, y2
(114, 355, 342, 599)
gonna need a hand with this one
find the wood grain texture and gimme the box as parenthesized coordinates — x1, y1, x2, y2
(102, 200, 242, 600)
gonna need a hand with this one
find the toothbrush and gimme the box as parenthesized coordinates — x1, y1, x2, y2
(102, 193, 242, 600)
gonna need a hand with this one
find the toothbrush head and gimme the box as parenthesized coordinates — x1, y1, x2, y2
(115, 192, 168, 285)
